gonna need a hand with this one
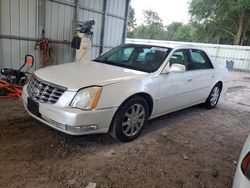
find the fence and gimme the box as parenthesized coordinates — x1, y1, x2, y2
(126, 38, 250, 71)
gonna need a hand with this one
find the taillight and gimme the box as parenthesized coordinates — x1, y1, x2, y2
(241, 152, 250, 179)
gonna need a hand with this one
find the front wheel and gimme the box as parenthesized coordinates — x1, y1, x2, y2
(109, 96, 149, 142)
(205, 84, 221, 109)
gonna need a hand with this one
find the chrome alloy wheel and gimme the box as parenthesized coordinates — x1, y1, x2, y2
(210, 86, 220, 106)
(122, 104, 146, 137)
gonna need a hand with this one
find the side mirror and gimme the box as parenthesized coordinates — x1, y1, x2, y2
(163, 63, 186, 74)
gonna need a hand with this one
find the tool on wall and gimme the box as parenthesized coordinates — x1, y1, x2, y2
(71, 20, 95, 62)
(0, 55, 34, 98)
(35, 37, 55, 67)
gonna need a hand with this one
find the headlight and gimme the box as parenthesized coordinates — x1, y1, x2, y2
(70, 86, 102, 110)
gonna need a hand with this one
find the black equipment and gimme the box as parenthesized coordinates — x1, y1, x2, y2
(77, 20, 95, 35)
(71, 20, 95, 49)
(0, 55, 34, 85)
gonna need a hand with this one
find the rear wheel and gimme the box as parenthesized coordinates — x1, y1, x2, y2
(205, 84, 221, 109)
(110, 96, 149, 142)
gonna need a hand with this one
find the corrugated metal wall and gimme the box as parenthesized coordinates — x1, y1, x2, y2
(126, 38, 250, 71)
(0, 0, 129, 70)
(0, 0, 39, 71)
(44, 0, 75, 65)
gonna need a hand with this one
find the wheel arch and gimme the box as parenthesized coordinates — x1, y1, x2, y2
(216, 81, 223, 89)
(108, 92, 154, 133)
(118, 92, 154, 117)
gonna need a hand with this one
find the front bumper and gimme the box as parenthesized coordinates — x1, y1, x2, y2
(22, 85, 118, 135)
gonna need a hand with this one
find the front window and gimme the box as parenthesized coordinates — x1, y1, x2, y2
(169, 50, 189, 68)
(94, 44, 171, 73)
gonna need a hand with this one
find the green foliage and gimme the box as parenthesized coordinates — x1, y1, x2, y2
(132, 24, 167, 40)
(126, 3, 250, 45)
(189, 0, 250, 45)
(128, 6, 136, 32)
(127, 6, 137, 38)
(165, 22, 183, 40)
(127, 8, 195, 42)
(130, 9, 167, 40)
(173, 24, 194, 42)
(143, 9, 163, 25)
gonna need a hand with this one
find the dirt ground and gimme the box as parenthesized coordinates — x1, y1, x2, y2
(0, 71, 250, 188)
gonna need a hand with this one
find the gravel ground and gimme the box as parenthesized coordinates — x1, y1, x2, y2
(0, 71, 250, 188)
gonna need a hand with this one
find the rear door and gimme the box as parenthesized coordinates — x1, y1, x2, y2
(187, 49, 216, 102)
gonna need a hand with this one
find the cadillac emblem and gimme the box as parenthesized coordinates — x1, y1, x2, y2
(33, 84, 43, 97)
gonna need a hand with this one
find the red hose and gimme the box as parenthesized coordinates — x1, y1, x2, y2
(0, 79, 23, 99)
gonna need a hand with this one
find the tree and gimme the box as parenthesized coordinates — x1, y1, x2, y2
(143, 9, 163, 25)
(173, 24, 194, 42)
(132, 24, 166, 40)
(130, 9, 167, 40)
(189, 0, 250, 45)
(166, 22, 183, 40)
(127, 6, 136, 38)
(127, 6, 136, 32)
(164, 22, 195, 42)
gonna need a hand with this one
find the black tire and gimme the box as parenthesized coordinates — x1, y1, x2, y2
(205, 84, 222, 109)
(109, 96, 149, 142)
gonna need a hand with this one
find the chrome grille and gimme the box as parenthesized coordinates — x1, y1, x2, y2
(27, 76, 67, 104)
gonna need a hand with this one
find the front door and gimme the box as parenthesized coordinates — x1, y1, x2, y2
(156, 49, 196, 115)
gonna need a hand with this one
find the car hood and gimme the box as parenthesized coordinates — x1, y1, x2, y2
(34, 61, 148, 91)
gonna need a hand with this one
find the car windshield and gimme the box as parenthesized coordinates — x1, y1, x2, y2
(93, 44, 171, 73)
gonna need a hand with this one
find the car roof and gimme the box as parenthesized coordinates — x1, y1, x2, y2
(125, 42, 202, 51)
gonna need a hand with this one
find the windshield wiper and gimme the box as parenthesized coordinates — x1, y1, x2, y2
(93, 59, 116, 65)
(93, 59, 102, 63)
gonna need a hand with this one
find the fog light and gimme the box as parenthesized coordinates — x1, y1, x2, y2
(66, 124, 99, 133)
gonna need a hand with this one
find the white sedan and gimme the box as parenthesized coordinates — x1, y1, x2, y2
(22, 43, 228, 141)
(233, 134, 250, 188)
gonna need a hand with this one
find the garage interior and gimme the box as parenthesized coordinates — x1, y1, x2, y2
(1, 0, 250, 188)
(0, 0, 129, 69)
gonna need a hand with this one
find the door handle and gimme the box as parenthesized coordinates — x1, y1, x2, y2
(211, 75, 215, 78)
(187, 78, 193, 82)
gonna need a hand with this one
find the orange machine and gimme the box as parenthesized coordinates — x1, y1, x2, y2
(0, 55, 34, 99)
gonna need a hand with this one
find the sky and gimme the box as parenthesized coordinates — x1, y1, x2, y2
(130, 0, 190, 26)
